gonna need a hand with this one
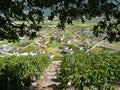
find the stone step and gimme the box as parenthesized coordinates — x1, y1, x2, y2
(30, 61, 61, 90)
(43, 71, 56, 75)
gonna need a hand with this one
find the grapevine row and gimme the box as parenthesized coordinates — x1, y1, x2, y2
(0, 55, 50, 90)
(57, 51, 120, 90)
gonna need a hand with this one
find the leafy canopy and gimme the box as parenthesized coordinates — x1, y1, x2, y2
(0, 0, 120, 42)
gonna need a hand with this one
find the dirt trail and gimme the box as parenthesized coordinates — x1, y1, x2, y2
(87, 41, 120, 52)
(30, 61, 61, 90)
(100, 42, 120, 51)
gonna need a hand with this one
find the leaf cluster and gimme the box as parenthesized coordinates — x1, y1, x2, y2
(0, 0, 120, 42)
(57, 51, 120, 89)
(0, 55, 50, 90)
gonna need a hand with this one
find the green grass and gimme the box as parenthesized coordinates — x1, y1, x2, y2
(20, 41, 32, 47)
(0, 40, 8, 45)
(11, 41, 21, 46)
(62, 31, 73, 36)
(41, 18, 98, 31)
(12, 40, 33, 47)
(18, 45, 40, 53)
(9, 45, 40, 53)
(65, 20, 97, 30)
(112, 42, 120, 45)
(70, 41, 79, 46)
(90, 47, 104, 53)
(47, 42, 62, 48)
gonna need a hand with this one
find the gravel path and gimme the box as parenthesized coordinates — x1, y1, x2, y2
(30, 61, 61, 90)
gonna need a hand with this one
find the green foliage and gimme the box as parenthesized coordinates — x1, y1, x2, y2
(57, 51, 120, 89)
(0, 40, 8, 45)
(11, 41, 21, 46)
(112, 41, 120, 45)
(0, 0, 120, 42)
(48, 42, 61, 48)
(18, 45, 40, 53)
(89, 47, 105, 53)
(0, 55, 50, 90)
(18, 40, 32, 47)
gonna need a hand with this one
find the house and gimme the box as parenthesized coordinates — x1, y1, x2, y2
(39, 44, 47, 49)
(77, 46, 83, 50)
(64, 39, 72, 44)
(30, 50, 45, 56)
(13, 52, 19, 56)
(19, 52, 29, 56)
(75, 35, 81, 40)
(13, 47, 20, 51)
(52, 34, 65, 42)
(58, 46, 69, 50)
(59, 35, 65, 41)
(49, 54, 55, 59)
(61, 48, 74, 54)
(0, 44, 13, 52)
(79, 44, 86, 47)
(39, 40, 49, 45)
(58, 45, 74, 54)
(77, 44, 87, 50)
(35, 41, 47, 48)
(35, 39, 49, 47)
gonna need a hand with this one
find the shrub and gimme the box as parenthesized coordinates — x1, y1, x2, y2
(57, 51, 120, 90)
(0, 55, 50, 90)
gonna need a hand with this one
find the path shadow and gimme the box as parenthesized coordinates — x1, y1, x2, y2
(51, 78, 59, 82)
(45, 84, 59, 90)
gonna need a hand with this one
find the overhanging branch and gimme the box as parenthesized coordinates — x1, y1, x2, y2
(114, 0, 120, 5)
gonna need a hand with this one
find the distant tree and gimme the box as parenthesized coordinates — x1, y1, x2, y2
(0, 0, 120, 42)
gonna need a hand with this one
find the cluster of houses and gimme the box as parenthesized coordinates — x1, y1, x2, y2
(35, 28, 99, 55)
(58, 46, 74, 54)
(35, 39, 49, 48)
(0, 27, 104, 58)
(0, 44, 13, 52)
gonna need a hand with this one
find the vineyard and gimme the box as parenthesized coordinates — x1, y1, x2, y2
(0, 20, 120, 90)
(57, 51, 120, 90)
(0, 55, 50, 90)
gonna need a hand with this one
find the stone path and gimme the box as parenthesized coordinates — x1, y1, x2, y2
(30, 61, 61, 90)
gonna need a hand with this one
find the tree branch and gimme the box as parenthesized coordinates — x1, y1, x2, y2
(114, 0, 120, 5)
